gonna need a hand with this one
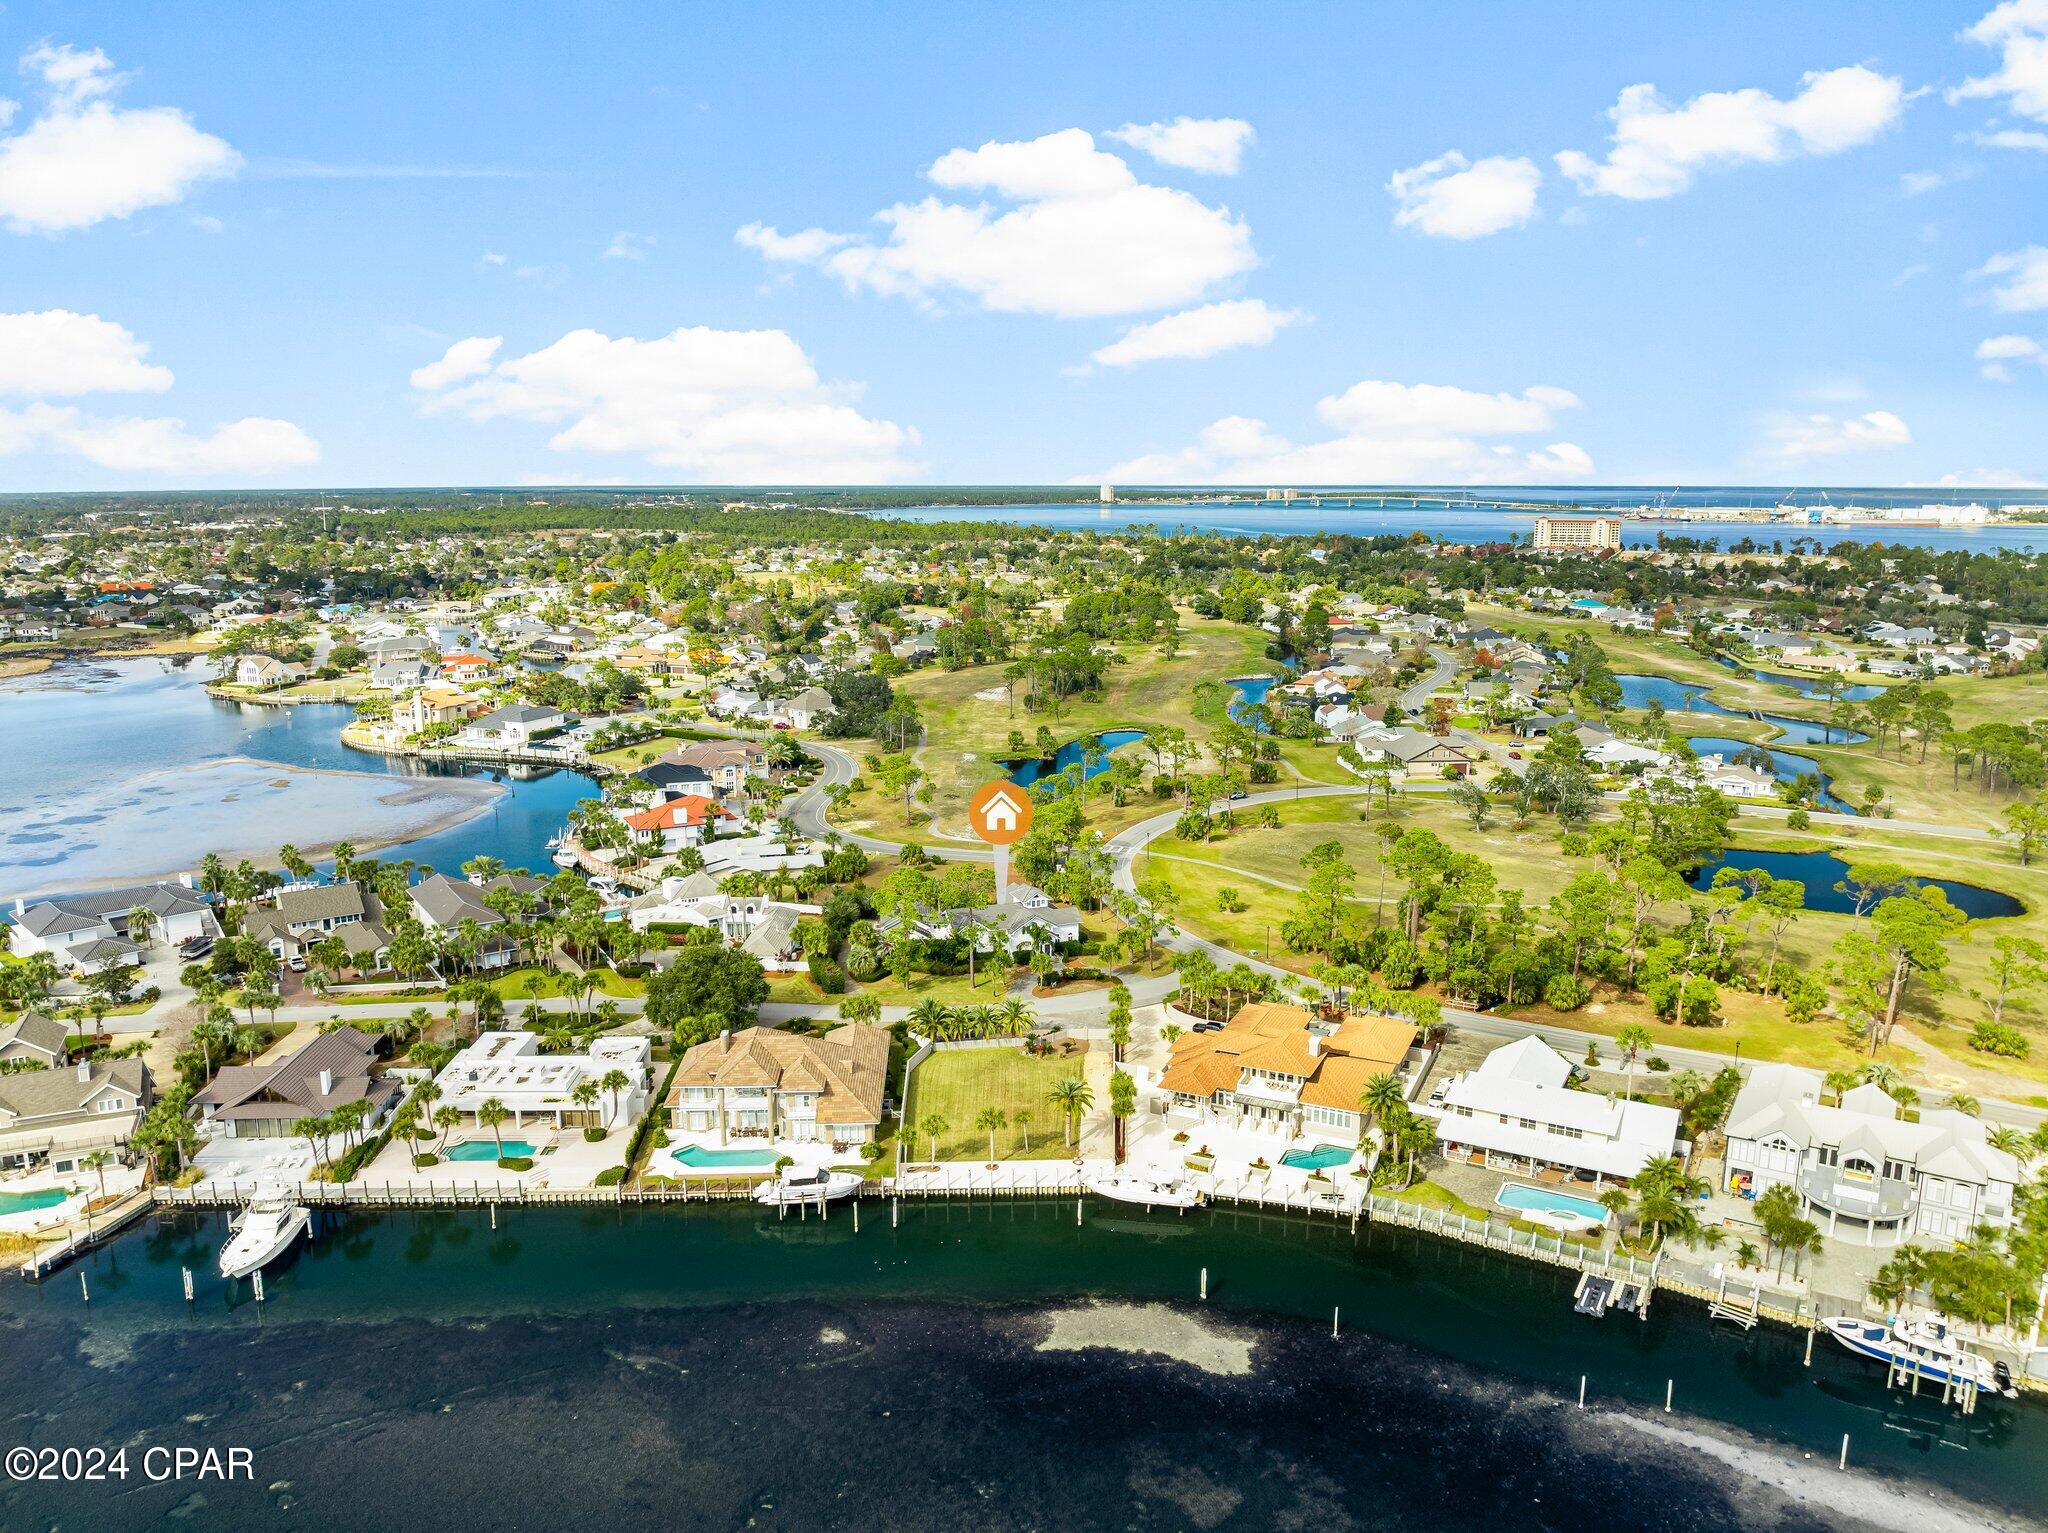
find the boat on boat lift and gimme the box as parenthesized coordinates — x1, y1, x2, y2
(1822, 1313, 2017, 1400)
(218, 1192, 312, 1280)
(753, 1166, 863, 1208)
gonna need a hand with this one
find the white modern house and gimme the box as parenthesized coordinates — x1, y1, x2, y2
(432, 1031, 652, 1135)
(1723, 1064, 2020, 1247)
(457, 703, 568, 750)
(1416, 1036, 1683, 1185)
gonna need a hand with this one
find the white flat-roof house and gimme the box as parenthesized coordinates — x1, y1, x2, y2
(1723, 1064, 2020, 1247)
(433, 1031, 652, 1133)
(1417, 1036, 1683, 1186)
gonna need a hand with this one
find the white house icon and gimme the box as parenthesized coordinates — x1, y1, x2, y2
(980, 789, 1024, 832)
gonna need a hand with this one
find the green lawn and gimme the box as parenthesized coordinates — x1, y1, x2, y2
(900, 1044, 1092, 1161)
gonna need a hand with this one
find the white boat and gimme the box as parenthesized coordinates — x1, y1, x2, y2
(551, 840, 580, 868)
(753, 1167, 862, 1207)
(1822, 1314, 2018, 1398)
(1083, 1171, 1204, 1209)
(218, 1194, 311, 1280)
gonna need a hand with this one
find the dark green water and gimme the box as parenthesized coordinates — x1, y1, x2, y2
(2, 1202, 2041, 1530)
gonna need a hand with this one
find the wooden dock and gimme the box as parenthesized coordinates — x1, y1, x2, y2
(15, 1189, 157, 1280)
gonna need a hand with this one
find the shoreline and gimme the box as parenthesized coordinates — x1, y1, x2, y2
(0, 756, 509, 903)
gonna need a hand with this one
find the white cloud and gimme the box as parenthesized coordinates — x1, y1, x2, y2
(737, 128, 1256, 318)
(1556, 66, 1905, 200)
(410, 335, 502, 391)
(734, 223, 855, 263)
(1388, 151, 1542, 238)
(0, 43, 238, 233)
(1105, 378, 1590, 483)
(0, 310, 174, 396)
(0, 306, 314, 476)
(603, 230, 654, 260)
(0, 402, 317, 474)
(480, 250, 508, 266)
(1088, 299, 1303, 368)
(1971, 246, 2048, 310)
(1977, 332, 2045, 379)
(1767, 409, 1912, 458)
(1953, 0, 2048, 123)
(1105, 117, 1255, 174)
(1900, 169, 1946, 195)
(1971, 127, 2048, 150)
(412, 323, 918, 481)
(1928, 467, 2046, 487)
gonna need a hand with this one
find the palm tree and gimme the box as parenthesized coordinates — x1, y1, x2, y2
(1614, 1024, 1653, 1102)
(1359, 1072, 1406, 1145)
(478, 1097, 510, 1161)
(975, 1107, 1007, 1164)
(1047, 1076, 1093, 1148)
(571, 1079, 600, 1128)
(908, 998, 950, 1038)
(294, 1112, 332, 1169)
(432, 1105, 459, 1154)
(599, 1068, 631, 1129)
(81, 1149, 112, 1205)
(1014, 1108, 1033, 1153)
(998, 997, 1033, 1036)
(918, 1113, 949, 1163)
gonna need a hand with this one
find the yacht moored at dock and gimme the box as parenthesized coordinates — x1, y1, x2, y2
(218, 1193, 312, 1280)
(1083, 1171, 1204, 1209)
(1822, 1314, 2018, 1400)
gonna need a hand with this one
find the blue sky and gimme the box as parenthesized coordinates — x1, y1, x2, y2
(1, 1, 2046, 489)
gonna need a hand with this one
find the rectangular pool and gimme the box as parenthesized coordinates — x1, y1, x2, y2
(1279, 1145, 1354, 1172)
(447, 1140, 537, 1162)
(1496, 1183, 1609, 1223)
(669, 1144, 780, 1169)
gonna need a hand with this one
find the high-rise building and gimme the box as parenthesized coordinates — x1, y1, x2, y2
(1532, 515, 1622, 552)
(1098, 483, 1114, 503)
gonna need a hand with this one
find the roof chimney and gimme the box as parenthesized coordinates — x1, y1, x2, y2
(719, 1028, 731, 1048)
(1308, 1033, 1323, 1057)
(77, 1059, 93, 1083)
(318, 1069, 334, 1096)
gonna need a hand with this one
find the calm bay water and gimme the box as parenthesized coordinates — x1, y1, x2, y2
(1, 1203, 2040, 1531)
(0, 658, 595, 895)
(874, 498, 2048, 553)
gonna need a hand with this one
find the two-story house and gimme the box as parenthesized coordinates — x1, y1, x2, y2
(1416, 1035, 1683, 1186)
(1161, 1002, 1416, 1145)
(1724, 1065, 2021, 1247)
(0, 1058, 152, 1174)
(667, 1023, 889, 1151)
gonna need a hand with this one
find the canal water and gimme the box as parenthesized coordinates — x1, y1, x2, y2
(1687, 847, 2026, 920)
(1615, 674, 1868, 747)
(1, 1202, 2040, 1531)
(0, 657, 596, 893)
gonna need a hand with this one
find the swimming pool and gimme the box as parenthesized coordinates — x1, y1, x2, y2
(667, 1144, 780, 1169)
(0, 1188, 69, 1216)
(1280, 1145, 1354, 1172)
(446, 1139, 537, 1162)
(1496, 1183, 1609, 1224)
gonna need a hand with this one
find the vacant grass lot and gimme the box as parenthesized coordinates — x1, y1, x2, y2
(900, 1044, 1091, 1161)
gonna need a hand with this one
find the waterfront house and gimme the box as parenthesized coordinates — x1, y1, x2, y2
(458, 703, 568, 750)
(233, 653, 308, 690)
(620, 794, 740, 853)
(12, 882, 219, 972)
(667, 1023, 889, 1150)
(192, 1026, 400, 1140)
(1416, 1036, 1682, 1186)
(370, 658, 433, 692)
(396, 686, 484, 735)
(0, 1058, 152, 1174)
(1160, 1002, 1416, 1145)
(1723, 1064, 2019, 1247)
(0, 1011, 69, 1068)
(433, 1030, 651, 1133)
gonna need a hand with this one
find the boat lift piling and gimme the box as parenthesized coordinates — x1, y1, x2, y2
(1199, 1267, 1208, 1301)
(182, 1267, 194, 1304)
(252, 1270, 265, 1306)
(78, 1271, 88, 1306)
(1577, 1376, 1586, 1409)
(1331, 1307, 1340, 1339)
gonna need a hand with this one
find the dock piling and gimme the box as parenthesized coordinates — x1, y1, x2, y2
(79, 1271, 89, 1305)
(1664, 1379, 1673, 1414)
(1199, 1267, 1208, 1301)
(1803, 1328, 1814, 1367)
(252, 1270, 265, 1305)
(182, 1267, 194, 1303)
(1839, 1434, 1849, 1471)
(1577, 1375, 1586, 1409)
(1332, 1306, 1340, 1338)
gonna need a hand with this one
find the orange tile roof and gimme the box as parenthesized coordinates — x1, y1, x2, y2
(622, 794, 730, 832)
(1160, 1002, 1414, 1115)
